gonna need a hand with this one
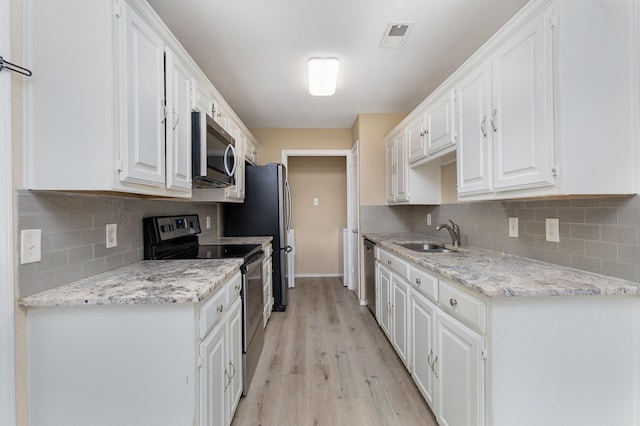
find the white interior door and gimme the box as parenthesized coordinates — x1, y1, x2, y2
(347, 142, 360, 296)
(0, 0, 17, 421)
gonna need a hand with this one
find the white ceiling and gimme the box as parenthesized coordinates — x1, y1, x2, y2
(147, 0, 530, 129)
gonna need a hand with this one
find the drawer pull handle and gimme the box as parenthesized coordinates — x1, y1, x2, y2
(449, 298, 458, 307)
(387, 260, 391, 265)
(416, 278, 422, 285)
(217, 304, 224, 313)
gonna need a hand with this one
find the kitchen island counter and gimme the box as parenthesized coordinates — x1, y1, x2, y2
(364, 232, 640, 298)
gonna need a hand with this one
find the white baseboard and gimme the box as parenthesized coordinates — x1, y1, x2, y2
(295, 273, 341, 278)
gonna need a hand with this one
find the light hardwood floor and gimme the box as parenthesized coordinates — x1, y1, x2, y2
(232, 277, 438, 426)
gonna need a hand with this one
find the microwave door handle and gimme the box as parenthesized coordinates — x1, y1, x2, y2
(224, 144, 237, 177)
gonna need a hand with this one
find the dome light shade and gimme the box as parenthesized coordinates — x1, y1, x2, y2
(308, 58, 339, 96)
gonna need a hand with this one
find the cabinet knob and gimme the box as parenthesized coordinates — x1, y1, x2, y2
(217, 304, 224, 313)
(234, 284, 241, 291)
(416, 278, 422, 285)
(449, 298, 458, 307)
(387, 260, 391, 265)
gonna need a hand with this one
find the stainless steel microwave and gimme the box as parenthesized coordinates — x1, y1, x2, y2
(191, 112, 236, 188)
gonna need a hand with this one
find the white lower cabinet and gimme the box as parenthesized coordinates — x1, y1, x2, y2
(376, 261, 392, 338)
(410, 290, 437, 409)
(200, 296, 242, 426)
(376, 246, 639, 426)
(391, 275, 409, 367)
(435, 309, 484, 426)
(26, 272, 244, 426)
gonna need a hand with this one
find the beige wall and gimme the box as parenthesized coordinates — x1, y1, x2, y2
(250, 128, 353, 164)
(352, 113, 407, 206)
(288, 156, 347, 276)
(249, 128, 353, 277)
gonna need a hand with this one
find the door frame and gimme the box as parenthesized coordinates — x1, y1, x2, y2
(281, 149, 359, 294)
(0, 0, 17, 422)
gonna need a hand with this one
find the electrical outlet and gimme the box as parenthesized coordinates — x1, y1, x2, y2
(106, 223, 118, 248)
(508, 217, 519, 238)
(427, 213, 432, 226)
(313, 198, 319, 206)
(546, 218, 560, 242)
(206, 216, 211, 229)
(21, 229, 42, 264)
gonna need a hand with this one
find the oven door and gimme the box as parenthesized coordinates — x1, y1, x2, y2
(242, 252, 264, 349)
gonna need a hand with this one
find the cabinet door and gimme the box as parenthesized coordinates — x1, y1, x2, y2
(491, 11, 554, 192)
(200, 322, 226, 426)
(407, 114, 427, 163)
(395, 136, 409, 202)
(385, 140, 395, 203)
(121, 3, 166, 187)
(435, 312, 484, 426)
(391, 275, 409, 367)
(457, 63, 492, 196)
(226, 298, 243, 422)
(165, 50, 192, 191)
(411, 291, 436, 410)
(427, 91, 456, 155)
(377, 263, 392, 338)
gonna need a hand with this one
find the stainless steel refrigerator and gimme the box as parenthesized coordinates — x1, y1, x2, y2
(224, 163, 292, 311)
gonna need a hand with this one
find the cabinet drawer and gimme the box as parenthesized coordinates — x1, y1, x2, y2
(200, 286, 229, 338)
(439, 279, 486, 334)
(227, 272, 242, 304)
(378, 249, 409, 278)
(409, 266, 438, 303)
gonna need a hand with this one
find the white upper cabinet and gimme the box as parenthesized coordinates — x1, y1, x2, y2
(120, 3, 167, 188)
(458, 9, 554, 197)
(406, 90, 457, 165)
(23, 0, 258, 200)
(165, 49, 193, 192)
(385, 134, 410, 203)
(387, 0, 639, 202)
(426, 91, 456, 156)
(490, 10, 554, 192)
(457, 63, 493, 196)
(455, 0, 638, 200)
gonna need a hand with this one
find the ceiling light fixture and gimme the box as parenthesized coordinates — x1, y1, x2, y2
(308, 58, 339, 96)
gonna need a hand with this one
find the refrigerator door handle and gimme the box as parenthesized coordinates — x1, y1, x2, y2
(285, 179, 292, 231)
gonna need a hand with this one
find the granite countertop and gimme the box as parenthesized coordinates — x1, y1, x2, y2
(20, 259, 243, 307)
(364, 232, 640, 298)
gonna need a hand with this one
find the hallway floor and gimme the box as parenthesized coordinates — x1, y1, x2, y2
(232, 277, 438, 426)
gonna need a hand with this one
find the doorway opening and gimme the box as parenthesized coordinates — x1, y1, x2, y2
(281, 148, 360, 300)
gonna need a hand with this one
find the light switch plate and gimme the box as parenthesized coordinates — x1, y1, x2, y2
(546, 218, 560, 242)
(106, 223, 117, 248)
(427, 213, 432, 226)
(21, 229, 42, 264)
(206, 216, 211, 229)
(313, 198, 319, 206)
(508, 217, 518, 238)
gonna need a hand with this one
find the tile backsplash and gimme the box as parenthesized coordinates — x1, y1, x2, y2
(362, 195, 640, 283)
(17, 190, 220, 297)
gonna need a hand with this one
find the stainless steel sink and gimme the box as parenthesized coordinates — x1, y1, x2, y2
(396, 242, 458, 253)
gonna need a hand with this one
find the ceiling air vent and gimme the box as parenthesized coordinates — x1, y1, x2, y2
(379, 22, 414, 48)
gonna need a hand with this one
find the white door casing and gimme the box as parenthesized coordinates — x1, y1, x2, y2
(0, 0, 17, 421)
(348, 142, 360, 297)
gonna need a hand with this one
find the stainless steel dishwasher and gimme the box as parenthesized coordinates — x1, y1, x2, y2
(364, 238, 376, 316)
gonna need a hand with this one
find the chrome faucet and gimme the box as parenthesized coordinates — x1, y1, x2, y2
(435, 220, 461, 247)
